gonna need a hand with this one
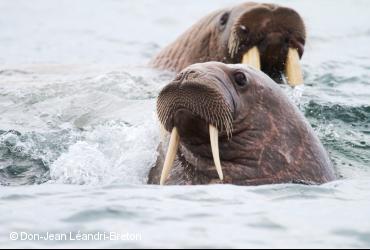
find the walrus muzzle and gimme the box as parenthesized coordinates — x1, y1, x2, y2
(157, 75, 233, 185)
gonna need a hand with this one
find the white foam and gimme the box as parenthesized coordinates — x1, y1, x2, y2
(283, 84, 305, 106)
(49, 120, 160, 186)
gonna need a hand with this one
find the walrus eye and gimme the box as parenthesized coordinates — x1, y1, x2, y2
(219, 12, 229, 27)
(234, 72, 248, 87)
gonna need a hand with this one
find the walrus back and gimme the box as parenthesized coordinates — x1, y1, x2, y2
(150, 10, 224, 72)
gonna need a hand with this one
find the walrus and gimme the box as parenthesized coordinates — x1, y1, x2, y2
(148, 62, 336, 185)
(150, 2, 306, 86)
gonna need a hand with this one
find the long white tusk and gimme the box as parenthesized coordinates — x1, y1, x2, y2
(285, 48, 304, 87)
(242, 46, 261, 70)
(209, 125, 224, 181)
(160, 127, 180, 185)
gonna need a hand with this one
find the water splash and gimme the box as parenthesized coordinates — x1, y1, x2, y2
(49, 120, 160, 185)
(0, 129, 80, 185)
(282, 84, 305, 107)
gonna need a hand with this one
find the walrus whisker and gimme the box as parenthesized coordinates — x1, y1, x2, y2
(157, 81, 234, 139)
(228, 28, 240, 59)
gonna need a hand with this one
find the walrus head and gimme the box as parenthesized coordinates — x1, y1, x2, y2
(156, 62, 335, 185)
(152, 2, 306, 86)
(223, 3, 305, 85)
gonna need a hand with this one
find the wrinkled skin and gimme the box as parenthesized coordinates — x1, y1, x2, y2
(148, 62, 336, 185)
(150, 2, 306, 83)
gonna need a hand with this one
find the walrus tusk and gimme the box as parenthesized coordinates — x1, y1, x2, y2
(160, 127, 180, 185)
(209, 125, 224, 181)
(242, 46, 261, 70)
(285, 48, 304, 87)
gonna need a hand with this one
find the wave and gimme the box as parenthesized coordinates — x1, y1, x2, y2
(304, 101, 370, 124)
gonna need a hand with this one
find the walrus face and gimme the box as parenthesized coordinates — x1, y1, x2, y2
(157, 62, 279, 185)
(221, 3, 306, 85)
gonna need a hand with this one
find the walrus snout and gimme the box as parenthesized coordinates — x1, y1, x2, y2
(157, 73, 233, 136)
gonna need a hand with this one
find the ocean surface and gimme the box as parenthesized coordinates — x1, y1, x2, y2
(0, 0, 369, 248)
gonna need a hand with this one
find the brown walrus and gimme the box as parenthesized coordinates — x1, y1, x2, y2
(148, 62, 336, 185)
(150, 2, 306, 86)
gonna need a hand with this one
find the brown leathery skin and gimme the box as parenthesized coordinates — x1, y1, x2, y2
(148, 62, 336, 185)
(150, 2, 306, 83)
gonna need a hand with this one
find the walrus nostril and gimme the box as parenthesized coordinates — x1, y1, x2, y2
(174, 72, 184, 81)
(183, 70, 202, 81)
